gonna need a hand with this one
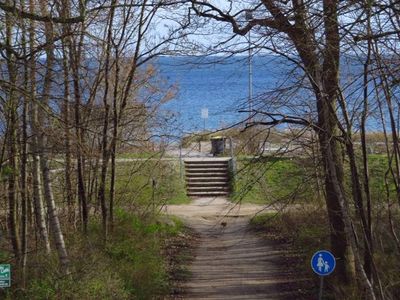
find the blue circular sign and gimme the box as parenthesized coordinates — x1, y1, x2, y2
(311, 250, 336, 276)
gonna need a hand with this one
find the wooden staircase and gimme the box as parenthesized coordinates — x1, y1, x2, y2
(184, 158, 231, 197)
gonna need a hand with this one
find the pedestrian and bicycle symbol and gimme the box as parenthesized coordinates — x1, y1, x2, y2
(0, 264, 11, 288)
(311, 250, 336, 276)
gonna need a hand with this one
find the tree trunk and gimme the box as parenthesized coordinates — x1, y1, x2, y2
(109, 46, 120, 231)
(98, 0, 117, 240)
(70, 33, 88, 233)
(37, 0, 70, 274)
(60, 11, 75, 225)
(318, 117, 353, 283)
(360, 16, 373, 279)
(28, 0, 51, 255)
(5, 4, 21, 264)
(319, 1, 375, 297)
(20, 9, 29, 283)
(38, 143, 71, 275)
(289, 0, 354, 284)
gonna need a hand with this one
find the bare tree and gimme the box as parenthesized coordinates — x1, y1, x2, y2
(0, 0, 190, 290)
(32, 0, 70, 275)
(4, 0, 21, 267)
(25, 0, 52, 257)
(190, 0, 357, 286)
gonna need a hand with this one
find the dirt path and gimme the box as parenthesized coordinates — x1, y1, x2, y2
(164, 197, 301, 299)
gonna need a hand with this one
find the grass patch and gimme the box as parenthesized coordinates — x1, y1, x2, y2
(2, 157, 190, 299)
(1, 210, 185, 300)
(367, 154, 396, 203)
(250, 208, 329, 299)
(116, 151, 166, 159)
(233, 154, 394, 205)
(107, 159, 190, 207)
(250, 208, 329, 250)
(233, 157, 317, 204)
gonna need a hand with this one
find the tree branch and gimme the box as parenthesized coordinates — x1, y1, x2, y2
(354, 30, 400, 42)
(0, 1, 84, 23)
(239, 110, 322, 132)
(190, 0, 283, 35)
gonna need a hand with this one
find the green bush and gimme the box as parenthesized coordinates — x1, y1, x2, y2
(4, 211, 183, 299)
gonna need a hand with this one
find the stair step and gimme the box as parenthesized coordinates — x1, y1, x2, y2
(187, 186, 229, 191)
(187, 182, 228, 187)
(185, 176, 228, 182)
(187, 191, 229, 197)
(184, 158, 232, 197)
(186, 174, 227, 179)
(186, 168, 228, 173)
(184, 163, 228, 168)
(184, 159, 230, 164)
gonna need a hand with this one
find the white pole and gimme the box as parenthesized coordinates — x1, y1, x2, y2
(179, 144, 183, 180)
(246, 12, 253, 122)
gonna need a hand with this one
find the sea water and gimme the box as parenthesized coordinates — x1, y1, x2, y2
(151, 55, 383, 136)
(156, 55, 293, 134)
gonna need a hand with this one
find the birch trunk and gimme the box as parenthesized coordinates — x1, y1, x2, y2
(60, 2, 75, 224)
(36, 0, 70, 274)
(28, 0, 51, 255)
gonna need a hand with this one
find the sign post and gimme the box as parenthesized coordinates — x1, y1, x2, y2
(311, 250, 336, 300)
(0, 264, 11, 288)
(201, 108, 208, 131)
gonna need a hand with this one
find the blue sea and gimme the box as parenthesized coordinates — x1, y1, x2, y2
(155, 55, 296, 134)
(150, 55, 382, 136)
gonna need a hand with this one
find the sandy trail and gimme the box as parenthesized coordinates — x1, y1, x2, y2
(164, 197, 299, 299)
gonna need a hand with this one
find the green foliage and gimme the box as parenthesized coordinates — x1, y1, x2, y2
(0, 249, 10, 262)
(5, 211, 183, 299)
(109, 160, 190, 207)
(234, 154, 394, 205)
(368, 154, 395, 201)
(26, 277, 56, 299)
(104, 211, 180, 299)
(246, 153, 400, 299)
(19, 157, 189, 300)
(233, 157, 316, 204)
(341, 153, 398, 206)
(0, 165, 15, 180)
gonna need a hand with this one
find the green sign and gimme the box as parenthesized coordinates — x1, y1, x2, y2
(0, 264, 11, 288)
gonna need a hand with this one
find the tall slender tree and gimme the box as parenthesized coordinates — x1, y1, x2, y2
(4, 0, 21, 265)
(27, 2, 51, 252)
